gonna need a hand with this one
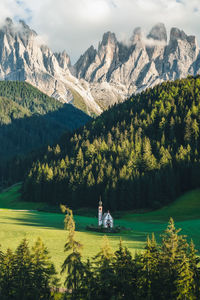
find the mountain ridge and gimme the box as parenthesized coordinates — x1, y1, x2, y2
(74, 23, 200, 109)
(0, 18, 102, 115)
(0, 18, 200, 115)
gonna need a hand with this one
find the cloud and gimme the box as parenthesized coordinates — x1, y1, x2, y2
(142, 37, 167, 47)
(0, 0, 27, 25)
(0, 0, 200, 63)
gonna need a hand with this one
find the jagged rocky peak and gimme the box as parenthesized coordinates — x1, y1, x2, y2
(2, 18, 34, 34)
(131, 27, 143, 44)
(169, 27, 197, 46)
(101, 31, 117, 46)
(19, 19, 33, 32)
(85, 45, 97, 59)
(147, 23, 167, 42)
(1, 17, 14, 35)
(97, 31, 119, 70)
(18, 19, 37, 46)
(187, 35, 197, 45)
(170, 27, 188, 41)
(19, 19, 36, 35)
(5, 17, 13, 26)
(80, 45, 97, 62)
(54, 50, 71, 69)
(75, 32, 118, 79)
(74, 45, 97, 77)
(0, 18, 200, 115)
(0, 17, 37, 46)
(0, 17, 103, 115)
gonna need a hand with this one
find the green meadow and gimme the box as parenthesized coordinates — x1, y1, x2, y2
(1, 183, 200, 283)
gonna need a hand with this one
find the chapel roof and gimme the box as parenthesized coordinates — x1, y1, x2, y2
(102, 212, 113, 220)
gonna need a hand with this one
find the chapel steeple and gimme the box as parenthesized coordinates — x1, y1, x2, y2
(98, 197, 103, 226)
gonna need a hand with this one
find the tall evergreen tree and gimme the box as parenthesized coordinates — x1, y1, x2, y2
(112, 239, 136, 299)
(61, 206, 85, 299)
(92, 236, 114, 300)
(140, 234, 160, 299)
(31, 237, 58, 299)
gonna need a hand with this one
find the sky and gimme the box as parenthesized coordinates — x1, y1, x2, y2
(0, 0, 200, 63)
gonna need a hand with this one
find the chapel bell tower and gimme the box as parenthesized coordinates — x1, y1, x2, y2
(98, 198, 103, 226)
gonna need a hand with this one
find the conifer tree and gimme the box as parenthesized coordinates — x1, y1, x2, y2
(141, 234, 159, 299)
(188, 240, 200, 298)
(61, 206, 85, 299)
(92, 236, 114, 300)
(31, 237, 58, 299)
(112, 239, 136, 299)
(0, 239, 57, 300)
(12, 239, 33, 300)
(0, 249, 15, 300)
(160, 218, 190, 299)
(22, 75, 200, 212)
(175, 254, 194, 300)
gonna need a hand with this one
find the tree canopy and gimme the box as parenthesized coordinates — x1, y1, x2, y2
(23, 75, 200, 210)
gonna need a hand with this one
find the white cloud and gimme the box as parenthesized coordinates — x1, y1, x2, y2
(0, 0, 200, 63)
(142, 38, 167, 47)
(77, 0, 111, 23)
(0, 0, 27, 25)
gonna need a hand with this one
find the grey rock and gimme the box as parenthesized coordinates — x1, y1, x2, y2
(147, 23, 167, 42)
(74, 45, 97, 79)
(74, 24, 200, 110)
(131, 27, 143, 44)
(54, 50, 71, 69)
(0, 18, 102, 115)
(1, 18, 200, 115)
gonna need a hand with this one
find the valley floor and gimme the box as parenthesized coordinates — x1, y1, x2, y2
(0, 184, 200, 284)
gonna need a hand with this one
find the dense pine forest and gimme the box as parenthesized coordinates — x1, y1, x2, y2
(59, 211, 200, 300)
(0, 238, 58, 300)
(23, 76, 200, 210)
(1, 213, 200, 300)
(0, 81, 89, 187)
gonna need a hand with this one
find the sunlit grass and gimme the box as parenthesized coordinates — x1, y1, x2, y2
(1, 184, 200, 284)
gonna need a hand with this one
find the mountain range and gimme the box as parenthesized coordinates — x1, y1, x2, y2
(0, 18, 200, 115)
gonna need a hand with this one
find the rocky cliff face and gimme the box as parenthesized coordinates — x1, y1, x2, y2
(75, 23, 200, 110)
(0, 19, 199, 115)
(0, 18, 102, 115)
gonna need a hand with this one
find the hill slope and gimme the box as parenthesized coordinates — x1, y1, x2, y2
(0, 81, 90, 186)
(3, 184, 200, 222)
(125, 189, 200, 222)
(23, 75, 200, 210)
(0, 81, 90, 159)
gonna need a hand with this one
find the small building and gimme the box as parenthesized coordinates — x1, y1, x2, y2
(98, 200, 114, 228)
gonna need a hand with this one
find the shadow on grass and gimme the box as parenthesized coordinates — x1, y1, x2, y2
(2, 210, 169, 251)
(3, 211, 64, 230)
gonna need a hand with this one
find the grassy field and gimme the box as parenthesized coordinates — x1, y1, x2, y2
(125, 189, 200, 222)
(1, 184, 200, 283)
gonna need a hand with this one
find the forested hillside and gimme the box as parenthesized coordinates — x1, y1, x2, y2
(23, 76, 200, 210)
(0, 81, 90, 186)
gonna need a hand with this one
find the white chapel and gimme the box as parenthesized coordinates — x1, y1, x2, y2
(98, 200, 114, 228)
